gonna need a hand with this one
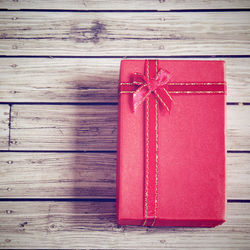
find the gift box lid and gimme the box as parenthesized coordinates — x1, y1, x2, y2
(117, 60, 226, 227)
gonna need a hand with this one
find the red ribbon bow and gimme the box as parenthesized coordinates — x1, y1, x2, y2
(132, 69, 172, 112)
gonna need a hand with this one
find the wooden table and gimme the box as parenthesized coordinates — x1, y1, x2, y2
(0, 1, 250, 249)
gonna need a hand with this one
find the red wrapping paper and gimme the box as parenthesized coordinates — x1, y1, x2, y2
(116, 60, 226, 227)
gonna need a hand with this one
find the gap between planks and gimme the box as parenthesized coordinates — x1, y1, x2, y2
(0, 199, 247, 203)
(1, 0, 250, 11)
(7, 105, 11, 150)
(1, 9, 250, 12)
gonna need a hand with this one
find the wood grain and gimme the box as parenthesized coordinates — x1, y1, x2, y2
(0, 1, 249, 248)
(0, 152, 116, 199)
(227, 153, 250, 200)
(0, 202, 250, 249)
(0, 152, 249, 200)
(9, 104, 250, 151)
(227, 104, 250, 150)
(0, 105, 9, 150)
(10, 104, 118, 151)
(0, 12, 250, 56)
(1, 0, 250, 10)
(0, 58, 249, 103)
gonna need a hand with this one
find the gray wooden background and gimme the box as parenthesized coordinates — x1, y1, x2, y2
(0, 0, 250, 249)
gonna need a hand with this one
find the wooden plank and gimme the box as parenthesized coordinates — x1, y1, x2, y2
(0, 202, 249, 249)
(0, 12, 249, 56)
(227, 153, 250, 200)
(0, 58, 249, 103)
(0, 105, 9, 150)
(10, 105, 118, 151)
(227, 104, 250, 150)
(10, 104, 250, 151)
(0, 152, 249, 200)
(1, 0, 250, 10)
(0, 152, 116, 199)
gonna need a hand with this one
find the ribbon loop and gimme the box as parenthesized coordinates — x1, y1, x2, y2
(133, 84, 150, 112)
(130, 65, 172, 112)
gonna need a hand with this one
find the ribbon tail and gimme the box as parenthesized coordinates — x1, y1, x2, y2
(143, 94, 159, 227)
(154, 87, 172, 112)
(133, 84, 150, 112)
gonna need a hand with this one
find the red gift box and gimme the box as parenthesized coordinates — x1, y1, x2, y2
(116, 59, 226, 227)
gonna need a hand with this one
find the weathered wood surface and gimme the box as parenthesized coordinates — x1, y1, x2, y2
(0, 12, 250, 56)
(227, 153, 250, 200)
(10, 105, 117, 151)
(226, 105, 250, 150)
(0, 58, 249, 103)
(9, 104, 250, 151)
(0, 152, 249, 200)
(0, 105, 9, 150)
(0, 152, 116, 199)
(0, 202, 250, 249)
(1, 0, 250, 10)
(0, 0, 249, 248)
